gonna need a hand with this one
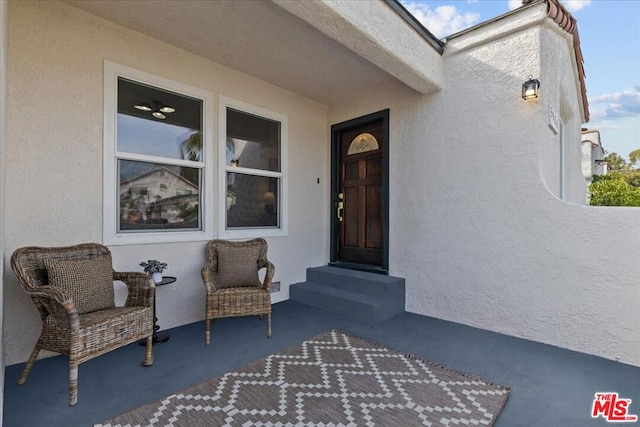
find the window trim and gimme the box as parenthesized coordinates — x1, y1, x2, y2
(103, 61, 215, 245)
(218, 96, 288, 238)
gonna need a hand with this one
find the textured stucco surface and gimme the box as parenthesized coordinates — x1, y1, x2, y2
(329, 5, 640, 367)
(63, 0, 417, 109)
(4, 0, 640, 372)
(273, 0, 443, 95)
(3, 1, 329, 365)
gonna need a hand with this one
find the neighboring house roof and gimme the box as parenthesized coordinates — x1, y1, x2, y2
(120, 166, 198, 189)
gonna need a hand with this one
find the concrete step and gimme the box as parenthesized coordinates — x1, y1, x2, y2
(306, 266, 405, 297)
(289, 266, 405, 324)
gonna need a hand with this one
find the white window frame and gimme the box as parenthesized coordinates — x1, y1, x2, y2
(218, 96, 288, 239)
(103, 61, 215, 245)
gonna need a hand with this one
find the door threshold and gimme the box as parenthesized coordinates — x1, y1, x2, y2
(328, 262, 388, 275)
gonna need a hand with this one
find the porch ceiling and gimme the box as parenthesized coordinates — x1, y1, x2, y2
(62, 0, 443, 107)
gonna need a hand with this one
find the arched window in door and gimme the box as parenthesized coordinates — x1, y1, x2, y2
(347, 133, 379, 155)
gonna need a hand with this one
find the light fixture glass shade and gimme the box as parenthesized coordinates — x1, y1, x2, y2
(522, 76, 540, 100)
(159, 106, 175, 113)
(134, 104, 152, 111)
(152, 111, 166, 119)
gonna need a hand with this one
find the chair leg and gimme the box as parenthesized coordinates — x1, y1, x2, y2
(69, 361, 78, 406)
(205, 319, 211, 346)
(143, 336, 154, 367)
(267, 313, 272, 339)
(17, 345, 41, 386)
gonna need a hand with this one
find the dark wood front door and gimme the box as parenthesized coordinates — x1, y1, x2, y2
(331, 110, 389, 272)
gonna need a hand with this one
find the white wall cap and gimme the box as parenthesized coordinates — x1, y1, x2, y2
(444, 4, 546, 57)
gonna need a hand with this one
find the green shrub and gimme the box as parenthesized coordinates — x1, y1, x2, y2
(589, 174, 640, 206)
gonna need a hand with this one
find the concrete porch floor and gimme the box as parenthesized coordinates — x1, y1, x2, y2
(3, 300, 638, 426)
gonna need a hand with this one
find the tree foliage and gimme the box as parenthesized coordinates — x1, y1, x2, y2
(590, 171, 640, 206)
(589, 149, 640, 206)
(629, 149, 640, 169)
(603, 152, 627, 171)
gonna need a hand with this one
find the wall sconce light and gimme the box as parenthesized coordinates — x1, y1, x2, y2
(522, 75, 540, 100)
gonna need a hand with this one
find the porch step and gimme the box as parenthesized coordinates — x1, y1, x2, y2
(289, 266, 405, 324)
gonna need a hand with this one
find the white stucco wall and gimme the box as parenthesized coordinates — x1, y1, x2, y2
(3, 1, 329, 365)
(5, 0, 639, 372)
(329, 5, 640, 367)
(538, 21, 587, 204)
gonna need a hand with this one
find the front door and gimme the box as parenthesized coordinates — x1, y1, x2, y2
(330, 110, 389, 272)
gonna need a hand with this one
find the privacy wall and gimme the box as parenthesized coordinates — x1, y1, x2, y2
(329, 6, 640, 367)
(3, 1, 329, 365)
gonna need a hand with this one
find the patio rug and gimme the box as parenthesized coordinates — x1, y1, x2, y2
(96, 330, 510, 427)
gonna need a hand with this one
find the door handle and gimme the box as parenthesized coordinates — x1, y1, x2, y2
(337, 192, 344, 222)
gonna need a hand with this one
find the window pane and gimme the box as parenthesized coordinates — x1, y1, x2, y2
(118, 160, 201, 232)
(226, 173, 278, 228)
(226, 108, 280, 171)
(117, 78, 203, 161)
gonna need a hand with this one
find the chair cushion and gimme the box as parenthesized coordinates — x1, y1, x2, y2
(44, 255, 115, 314)
(216, 245, 262, 288)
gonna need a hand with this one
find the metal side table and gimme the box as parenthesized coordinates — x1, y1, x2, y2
(139, 276, 176, 345)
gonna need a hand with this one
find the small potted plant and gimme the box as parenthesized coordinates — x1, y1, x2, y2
(139, 260, 168, 283)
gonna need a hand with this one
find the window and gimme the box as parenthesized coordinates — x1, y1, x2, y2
(219, 97, 288, 238)
(104, 62, 214, 245)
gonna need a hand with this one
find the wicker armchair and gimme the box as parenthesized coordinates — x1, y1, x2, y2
(201, 238, 274, 345)
(10, 243, 155, 406)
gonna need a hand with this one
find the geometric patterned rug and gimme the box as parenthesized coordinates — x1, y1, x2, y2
(95, 330, 510, 427)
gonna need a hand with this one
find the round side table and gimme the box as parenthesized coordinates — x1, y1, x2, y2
(139, 276, 176, 346)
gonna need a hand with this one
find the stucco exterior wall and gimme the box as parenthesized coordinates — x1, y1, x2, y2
(329, 8, 640, 366)
(5, 0, 640, 371)
(0, 0, 7, 421)
(3, 1, 329, 365)
(538, 21, 587, 204)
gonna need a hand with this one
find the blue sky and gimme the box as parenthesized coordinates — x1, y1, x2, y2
(399, 0, 640, 161)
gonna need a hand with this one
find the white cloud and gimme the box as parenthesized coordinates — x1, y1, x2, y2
(509, 0, 591, 12)
(402, 2, 481, 38)
(563, 0, 592, 12)
(508, 0, 521, 10)
(589, 86, 640, 120)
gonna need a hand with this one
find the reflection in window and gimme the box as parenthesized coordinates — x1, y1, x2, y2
(118, 160, 200, 231)
(117, 78, 203, 161)
(115, 77, 204, 233)
(226, 173, 278, 228)
(225, 108, 282, 230)
(226, 108, 280, 171)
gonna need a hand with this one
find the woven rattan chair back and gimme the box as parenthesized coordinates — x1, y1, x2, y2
(12, 243, 112, 313)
